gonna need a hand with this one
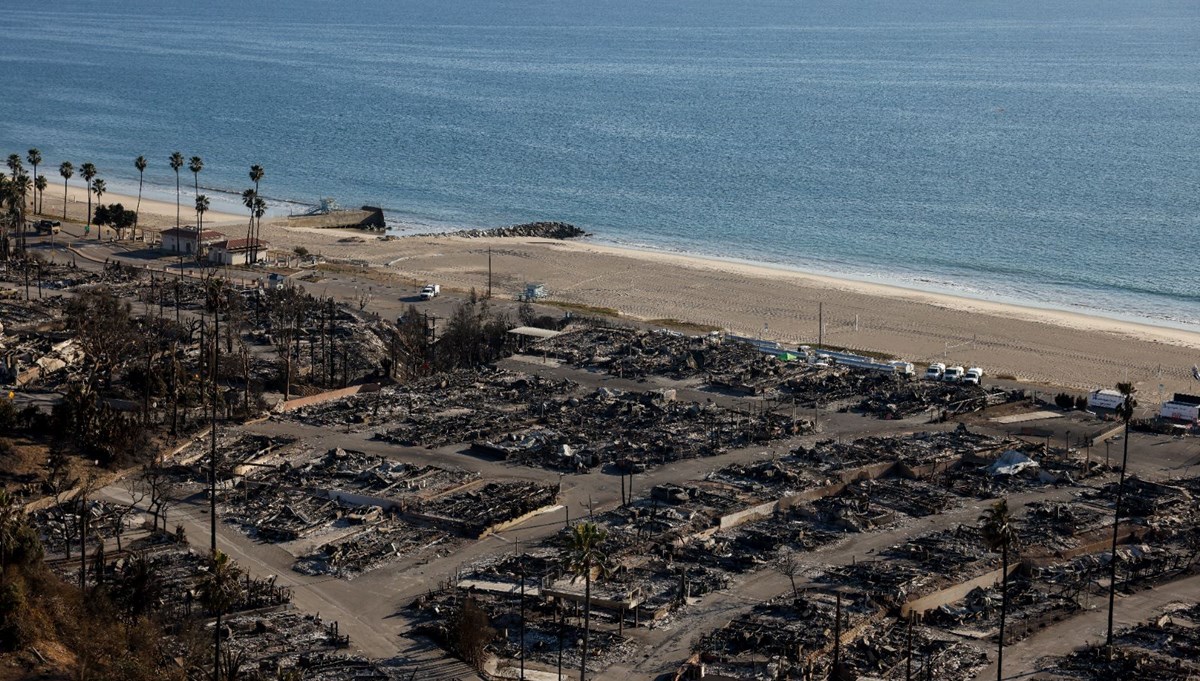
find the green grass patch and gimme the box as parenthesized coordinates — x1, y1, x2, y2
(543, 300, 621, 317)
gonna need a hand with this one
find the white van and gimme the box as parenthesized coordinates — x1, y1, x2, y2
(943, 366, 965, 382)
(962, 367, 984, 385)
(925, 363, 945, 380)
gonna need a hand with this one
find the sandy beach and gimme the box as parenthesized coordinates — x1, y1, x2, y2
(41, 185, 1200, 398)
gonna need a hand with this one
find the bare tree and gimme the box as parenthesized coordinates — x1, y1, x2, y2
(114, 474, 149, 552)
(141, 464, 177, 534)
(773, 547, 803, 599)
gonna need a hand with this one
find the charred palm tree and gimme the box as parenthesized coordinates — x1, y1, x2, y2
(979, 499, 1017, 681)
(564, 521, 608, 681)
(199, 550, 244, 681)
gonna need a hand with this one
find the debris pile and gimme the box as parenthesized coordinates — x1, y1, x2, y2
(1039, 603, 1200, 680)
(417, 481, 558, 538)
(479, 387, 811, 471)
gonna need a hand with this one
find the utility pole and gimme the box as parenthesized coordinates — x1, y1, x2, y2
(818, 302, 824, 349)
(487, 247, 492, 299)
(905, 612, 913, 680)
(831, 591, 842, 681)
(519, 555, 526, 680)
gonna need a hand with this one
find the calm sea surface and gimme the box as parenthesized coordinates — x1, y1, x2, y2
(3, 0, 1199, 329)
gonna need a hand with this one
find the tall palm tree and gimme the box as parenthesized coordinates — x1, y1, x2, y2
(134, 155, 147, 241)
(5, 154, 21, 183)
(26, 149, 41, 211)
(979, 500, 1017, 681)
(249, 165, 264, 260)
(189, 156, 204, 226)
(80, 163, 97, 237)
(59, 161, 74, 220)
(564, 521, 608, 681)
(199, 550, 244, 681)
(0, 175, 15, 257)
(242, 187, 257, 257)
(169, 152, 184, 229)
(1105, 382, 1138, 660)
(195, 194, 210, 259)
(13, 174, 31, 252)
(34, 175, 47, 215)
(91, 178, 106, 240)
(253, 197, 266, 261)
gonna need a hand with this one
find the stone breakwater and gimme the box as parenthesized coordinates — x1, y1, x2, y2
(417, 222, 589, 240)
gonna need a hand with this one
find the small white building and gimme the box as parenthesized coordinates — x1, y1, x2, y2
(207, 238, 270, 266)
(160, 227, 227, 256)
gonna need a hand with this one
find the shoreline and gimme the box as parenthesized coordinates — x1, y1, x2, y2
(44, 184, 1200, 394)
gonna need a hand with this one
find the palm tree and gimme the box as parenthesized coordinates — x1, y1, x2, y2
(979, 500, 1017, 681)
(26, 149, 41, 211)
(189, 156, 204, 223)
(253, 196, 266, 261)
(564, 521, 608, 681)
(195, 194, 210, 259)
(12, 173, 31, 252)
(80, 163, 97, 237)
(169, 152, 184, 229)
(59, 161, 74, 220)
(242, 188, 257, 257)
(34, 175, 47, 215)
(134, 155, 147, 241)
(5, 154, 21, 183)
(199, 550, 244, 681)
(91, 178, 106, 240)
(1105, 382, 1138, 659)
(249, 165, 264, 260)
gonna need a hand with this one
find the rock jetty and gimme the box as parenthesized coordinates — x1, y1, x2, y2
(415, 221, 589, 240)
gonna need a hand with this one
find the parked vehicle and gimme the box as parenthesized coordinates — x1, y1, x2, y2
(35, 219, 61, 234)
(1087, 389, 1126, 411)
(943, 366, 965, 382)
(419, 284, 440, 300)
(1159, 401, 1199, 423)
(962, 367, 984, 385)
(925, 363, 945, 380)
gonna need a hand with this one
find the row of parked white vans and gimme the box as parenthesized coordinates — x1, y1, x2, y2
(925, 363, 983, 385)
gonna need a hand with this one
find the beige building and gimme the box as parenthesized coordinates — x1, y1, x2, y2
(160, 227, 227, 256)
(207, 238, 270, 266)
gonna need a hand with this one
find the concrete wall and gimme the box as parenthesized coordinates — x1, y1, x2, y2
(718, 499, 779, 530)
(900, 563, 1019, 617)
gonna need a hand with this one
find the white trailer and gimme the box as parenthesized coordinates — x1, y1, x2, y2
(1088, 389, 1126, 411)
(1160, 401, 1200, 423)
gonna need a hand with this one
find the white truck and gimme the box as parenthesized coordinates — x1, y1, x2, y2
(943, 366, 965, 382)
(925, 363, 945, 380)
(1087, 389, 1126, 411)
(1160, 401, 1199, 423)
(962, 367, 984, 385)
(419, 284, 440, 300)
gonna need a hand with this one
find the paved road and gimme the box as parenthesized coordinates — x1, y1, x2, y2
(971, 572, 1200, 681)
(20, 225, 1200, 680)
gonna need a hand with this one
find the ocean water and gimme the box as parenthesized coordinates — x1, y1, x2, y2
(2, 0, 1199, 329)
